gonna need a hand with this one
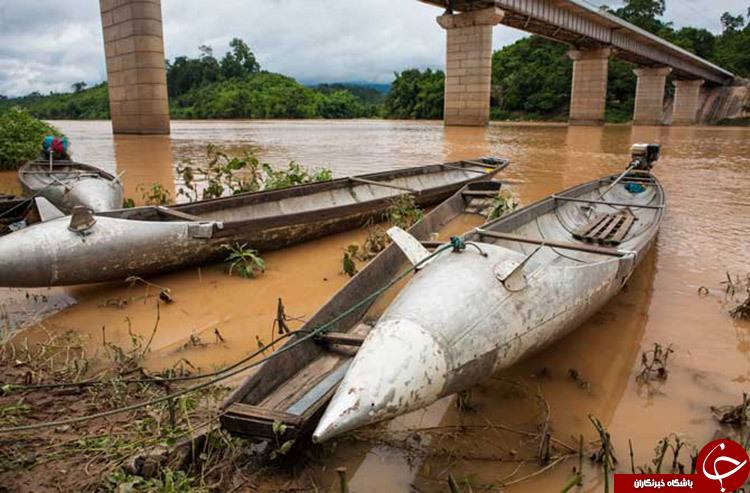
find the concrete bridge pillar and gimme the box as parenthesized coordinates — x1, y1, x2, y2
(437, 7, 504, 126)
(100, 0, 170, 134)
(672, 79, 704, 126)
(633, 67, 671, 126)
(567, 48, 611, 126)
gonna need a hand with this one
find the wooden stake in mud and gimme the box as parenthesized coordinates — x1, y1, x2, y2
(336, 467, 349, 493)
(168, 397, 176, 430)
(276, 298, 291, 335)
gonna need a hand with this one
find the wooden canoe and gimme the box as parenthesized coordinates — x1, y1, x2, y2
(312, 165, 665, 441)
(220, 178, 505, 442)
(0, 158, 507, 287)
(19, 159, 124, 213)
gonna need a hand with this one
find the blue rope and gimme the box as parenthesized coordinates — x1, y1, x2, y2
(450, 235, 466, 252)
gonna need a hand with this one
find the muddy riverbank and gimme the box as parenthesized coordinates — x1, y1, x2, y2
(0, 120, 748, 491)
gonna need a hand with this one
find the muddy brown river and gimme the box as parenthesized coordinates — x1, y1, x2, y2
(1, 120, 749, 491)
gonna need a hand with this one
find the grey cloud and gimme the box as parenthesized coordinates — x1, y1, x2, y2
(0, 0, 746, 96)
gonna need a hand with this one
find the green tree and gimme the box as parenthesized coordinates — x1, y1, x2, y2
(383, 69, 444, 119)
(71, 81, 87, 93)
(166, 46, 221, 98)
(720, 12, 745, 33)
(491, 36, 571, 119)
(714, 13, 750, 76)
(317, 90, 363, 118)
(221, 38, 260, 79)
(0, 108, 63, 170)
(606, 0, 669, 33)
(666, 27, 716, 60)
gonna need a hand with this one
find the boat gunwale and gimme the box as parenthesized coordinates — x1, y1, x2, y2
(96, 160, 509, 232)
(19, 160, 119, 191)
(467, 171, 665, 263)
(170, 159, 508, 215)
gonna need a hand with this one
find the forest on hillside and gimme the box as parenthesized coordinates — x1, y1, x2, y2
(1, 0, 748, 123)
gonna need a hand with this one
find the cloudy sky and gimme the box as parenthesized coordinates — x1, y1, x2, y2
(0, 0, 746, 97)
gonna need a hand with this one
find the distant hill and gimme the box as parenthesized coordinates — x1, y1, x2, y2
(312, 83, 388, 104)
(0, 83, 110, 119)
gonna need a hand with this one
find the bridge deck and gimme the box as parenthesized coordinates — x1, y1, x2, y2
(420, 0, 733, 84)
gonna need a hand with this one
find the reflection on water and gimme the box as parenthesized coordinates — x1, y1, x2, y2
(1, 119, 749, 491)
(114, 134, 175, 203)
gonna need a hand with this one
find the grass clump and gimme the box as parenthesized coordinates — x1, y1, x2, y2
(223, 242, 266, 278)
(0, 108, 63, 170)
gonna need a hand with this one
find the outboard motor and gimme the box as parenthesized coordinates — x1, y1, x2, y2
(629, 143, 660, 171)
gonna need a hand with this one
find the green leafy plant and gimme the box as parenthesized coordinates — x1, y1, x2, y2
(176, 145, 331, 201)
(137, 182, 172, 206)
(0, 108, 63, 170)
(637, 342, 674, 382)
(177, 144, 262, 201)
(362, 224, 389, 259)
(386, 194, 423, 229)
(342, 244, 359, 277)
(262, 160, 332, 190)
(489, 190, 519, 220)
(270, 419, 295, 460)
(223, 242, 266, 278)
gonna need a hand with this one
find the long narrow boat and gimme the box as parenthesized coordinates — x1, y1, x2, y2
(311, 144, 665, 441)
(19, 159, 124, 213)
(220, 178, 505, 441)
(0, 158, 507, 287)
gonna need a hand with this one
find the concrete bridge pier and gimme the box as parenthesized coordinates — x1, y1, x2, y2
(567, 48, 611, 126)
(437, 7, 504, 126)
(100, 0, 170, 134)
(672, 79, 704, 125)
(633, 67, 671, 125)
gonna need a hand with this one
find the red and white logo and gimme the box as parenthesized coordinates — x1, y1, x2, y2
(696, 439, 750, 492)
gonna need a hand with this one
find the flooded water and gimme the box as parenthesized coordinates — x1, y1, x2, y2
(1, 119, 749, 491)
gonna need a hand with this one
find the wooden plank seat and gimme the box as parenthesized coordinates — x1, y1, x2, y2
(572, 211, 636, 246)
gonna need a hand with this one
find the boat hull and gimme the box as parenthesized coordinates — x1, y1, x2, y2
(0, 180, 459, 287)
(1, 159, 506, 287)
(19, 161, 123, 214)
(313, 171, 664, 441)
(313, 244, 636, 439)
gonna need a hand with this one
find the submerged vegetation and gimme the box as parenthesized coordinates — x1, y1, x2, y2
(0, 108, 62, 170)
(700, 271, 750, 320)
(176, 144, 332, 201)
(340, 193, 425, 276)
(385, 194, 423, 229)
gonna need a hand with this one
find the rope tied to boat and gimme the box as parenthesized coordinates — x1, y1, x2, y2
(450, 235, 488, 257)
(450, 235, 465, 252)
(0, 242, 456, 434)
